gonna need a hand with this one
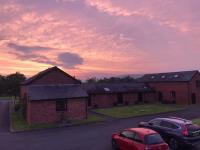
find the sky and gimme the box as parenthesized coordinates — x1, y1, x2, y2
(0, 0, 200, 80)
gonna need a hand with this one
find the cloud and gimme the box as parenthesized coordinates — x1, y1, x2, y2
(7, 42, 53, 52)
(8, 51, 58, 66)
(58, 52, 83, 68)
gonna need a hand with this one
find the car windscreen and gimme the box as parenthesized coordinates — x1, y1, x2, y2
(144, 134, 164, 145)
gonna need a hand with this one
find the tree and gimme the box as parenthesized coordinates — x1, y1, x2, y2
(6, 72, 26, 98)
(0, 75, 6, 96)
(86, 77, 98, 83)
(85, 76, 136, 83)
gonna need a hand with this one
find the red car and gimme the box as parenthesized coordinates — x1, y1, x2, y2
(112, 128, 169, 150)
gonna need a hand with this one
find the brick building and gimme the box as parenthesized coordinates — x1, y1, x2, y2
(139, 70, 200, 105)
(83, 83, 156, 108)
(20, 66, 88, 124)
(21, 67, 200, 124)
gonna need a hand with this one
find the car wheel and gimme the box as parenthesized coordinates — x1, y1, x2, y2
(169, 138, 179, 150)
(112, 139, 119, 150)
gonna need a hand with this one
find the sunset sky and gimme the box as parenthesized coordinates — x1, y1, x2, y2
(1, 0, 200, 80)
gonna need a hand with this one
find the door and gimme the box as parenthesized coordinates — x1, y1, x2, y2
(117, 93, 123, 104)
(138, 93, 143, 103)
(191, 93, 196, 104)
(88, 96, 91, 107)
(158, 92, 163, 102)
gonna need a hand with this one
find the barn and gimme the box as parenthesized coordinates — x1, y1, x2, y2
(139, 70, 200, 105)
(83, 83, 156, 108)
(20, 66, 88, 124)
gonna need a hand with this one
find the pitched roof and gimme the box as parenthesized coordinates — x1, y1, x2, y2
(27, 84, 88, 101)
(22, 66, 81, 85)
(138, 70, 199, 83)
(82, 83, 153, 94)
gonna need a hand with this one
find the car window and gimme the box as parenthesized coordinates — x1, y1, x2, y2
(149, 119, 161, 126)
(121, 131, 134, 139)
(144, 134, 164, 145)
(133, 132, 143, 143)
(160, 121, 178, 129)
(121, 131, 143, 143)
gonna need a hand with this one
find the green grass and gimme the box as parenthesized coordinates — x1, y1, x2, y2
(11, 112, 57, 132)
(193, 118, 200, 125)
(11, 111, 104, 132)
(94, 104, 185, 119)
(0, 96, 13, 100)
(74, 114, 104, 125)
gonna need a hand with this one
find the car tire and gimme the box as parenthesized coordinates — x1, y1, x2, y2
(169, 138, 179, 150)
(112, 139, 119, 150)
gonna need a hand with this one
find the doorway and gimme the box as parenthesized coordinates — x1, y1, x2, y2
(138, 93, 143, 102)
(158, 92, 163, 102)
(88, 96, 91, 107)
(117, 93, 123, 104)
(191, 93, 196, 104)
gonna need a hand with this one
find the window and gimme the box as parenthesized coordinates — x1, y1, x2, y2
(133, 132, 142, 143)
(161, 75, 166, 79)
(121, 131, 142, 143)
(171, 91, 176, 98)
(120, 131, 134, 139)
(160, 121, 178, 129)
(56, 100, 67, 111)
(196, 81, 200, 88)
(144, 134, 164, 145)
(104, 88, 110, 92)
(174, 75, 179, 78)
(149, 119, 161, 126)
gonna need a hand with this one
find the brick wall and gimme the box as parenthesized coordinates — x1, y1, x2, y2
(189, 73, 200, 104)
(123, 93, 138, 105)
(27, 98, 87, 124)
(90, 94, 117, 108)
(89, 92, 157, 108)
(148, 82, 189, 104)
(143, 92, 156, 103)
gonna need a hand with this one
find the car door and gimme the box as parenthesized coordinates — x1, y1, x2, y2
(159, 121, 179, 141)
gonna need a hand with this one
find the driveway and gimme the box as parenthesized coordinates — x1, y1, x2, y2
(0, 101, 9, 132)
(0, 104, 200, 150)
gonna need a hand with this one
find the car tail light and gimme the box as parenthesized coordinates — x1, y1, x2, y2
(181, 125, 189, 136)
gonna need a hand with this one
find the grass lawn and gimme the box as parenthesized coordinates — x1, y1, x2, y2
(0, 96, 13, 100)
(11, 111, 57, 132)
(94, 104, 185, 119)
(192, 118, 200, 125)
(11, 111, 104, 132)
(73, 114, 105, 125)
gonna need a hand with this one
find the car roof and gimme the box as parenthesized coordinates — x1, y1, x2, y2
(153, 117, 192, 125)
(127, 128, 157, 137)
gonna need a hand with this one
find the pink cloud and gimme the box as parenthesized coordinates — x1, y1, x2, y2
(0, 0, 200, 79)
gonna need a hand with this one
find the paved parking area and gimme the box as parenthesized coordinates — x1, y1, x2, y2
(0, 102, 200, 150)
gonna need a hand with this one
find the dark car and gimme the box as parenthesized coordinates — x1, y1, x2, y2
(112, 128, 169, 150)
(139, 117, 200, 150)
